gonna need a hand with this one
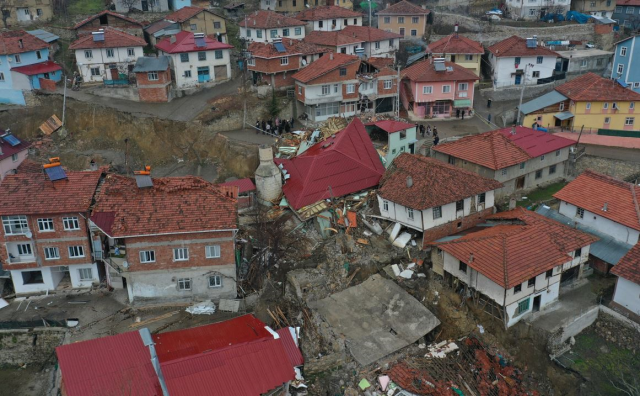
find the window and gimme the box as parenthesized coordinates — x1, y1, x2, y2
(374, 41, 380, 49)
(321, 85, 330, 95)
(535, 169, 542, 179)
(579, 59, 587, 67)
(516, 298, 529, 315)
(389, 39, 394, 46)
(22, 271, 43, 285)
(127, 48, 135, 57)
(528, 8, 537, 15)
(346, 84, 355, 93)
(625, 117, 635, 126)
(627, 6, 636, 13)
(603, 102, 609, 109)
(106, 49, 114, 58)
(575, 247, 582, 258)
(90, 67, 100, 76)
(502, 168, 508, 176)
(399, 28, 405, 36)
(14, 54, 21, 63)
(458, 82, 468, 91)
(621, 47, 628, 56)
(478, 193, 486, 204)
(184, 70, 192, 78)
(206, 245, 221, 258)
(298, 85, 301, 94)
(180, 53, 189, 62)
(528, 277, 536, 287)
(448, 155, 455, 165)
(0, 73, 4, 82)
(515, 56, 521, 65)
(173, 248, 189, 261)
(586, 102, 591, 110)
(383, 200, 389, 211)
(398, 16, 404, 23)
(190, 24, 197, 30)
(214, 21, 221, 29)
(384, 17, 390, 23)
(295, 27, 302, 35)
(178, 278, 192, 290)
(270, 30, 278, 38)
(617, 64, 624, 75)
(3, 215, 28, 235)
(514, 284, 522, 294)
(596, 58, 603, 66)
(257, 30, 263, 38)
(198, 51, 206, 61)
(78, 268, 93, 281)
(248, 58, 255, 66)
(63, 217, 80, 230)
(433, 206, 442, 219)
(411, 30, 417, 37)
(17, 243, 32, 256)
(139, 250, 155, 263)
(541, 154, 545, 161)
(459, 261, 467, 274)
(35, 50, 42, 60)
(209, 275, 222, 288)
(442, 85, 451, 93)
(147, 71, 158, 81)
(576, 207, 584, 219)
(283, 28, 290, 37)
(280, 57, 289, 65)
(520, 162, 525, 169)
(536, 56, 543, 64)
(604, 117, 611, 124)
(68, 246, 85, 258)
(318, 20, 324, 28)
(456, 200, 464, 211)
(215, 50, 223, 60)
(546, 269, 554, 278)
(44, 247, 59, 260)
(407, 208, 414, 220)
(532, 71, 540, 78)
(422, 86, 432, 94)
(616, 6, 623, 12)
(631, 102, 635, 110)
(411, 16, 419, 24)
(339, 67, 346, 76)
(384, 80, 392, 89)
(559, 102, 564, 111)
(247, 29, 252, 38)
(36, 218, 54, 232)
(37, 8, 43, 16)
(635, 83, 640, 88)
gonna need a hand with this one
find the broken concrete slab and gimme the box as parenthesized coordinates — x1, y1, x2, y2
(309, 274, 441, 366)
(392, 232, 412, 248)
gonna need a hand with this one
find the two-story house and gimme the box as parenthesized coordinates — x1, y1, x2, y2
(556, 49, 613, 78)
(89, 173, 238, 304)
(260, 0, 328, 13)
(0, 162, 103, 295)
(132, 56, 173, 102)
(611, 35, 640, 93)
(70, 28, 146, 84)
(377, 154, 503, 246)
(73, 10, 145, 38)
(0, 0, 53, 26)
(292, 52, 360, 121)
(248, 39, 330, 90)
(427, 33, 484, 76)
(156, 31, 233, 90)
(303, 30, 364, 55)
(295, 6, 363, 33)
(611, 243, 640, 317)
(114, 0, 170, 12)
(0, 130, 30, 179)
(376, 0, 430, 40)
(488, 36, 559, 88)
(400, 58, 479, 119)
(341, 26, 402, 58)
(613, 0, 640, 29)
(432, 208, 598, 328)
(365, 121, 417, 167)
(239, 11, 307, 44)
(504, 0, 570, 19)
(521, 72, 640, 131)
(358, 59, 398, 114)
(572, 0, 616, 17)
(432, 126, 575, 198)
(164, 6, 228, 43)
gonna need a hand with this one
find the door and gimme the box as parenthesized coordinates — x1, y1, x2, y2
(450, 55, 456, 62)
(141, 0, 149, 11)
(197, 67, 210, 83)
(532, 295, 541, 312)
(110, 67, 119, 80)
(515, 75, 522, 85)
(516, 176, 525, 190)
(214, 65, 227, 81)
(555, 117, 562, 127)
(409, 143, 415, 154)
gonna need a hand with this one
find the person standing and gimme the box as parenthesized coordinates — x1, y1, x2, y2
(433, 126, 438, 136)
(462, 110, 465, 120)
(433, 133, 439, 146)
(255, 119, 261, 134)
(266, 122, 271, 135)
(261, 120, 266, 133)
(456, 109, 460, 118)
(290, 117, 295, 129)
(427, 125, 431, 136)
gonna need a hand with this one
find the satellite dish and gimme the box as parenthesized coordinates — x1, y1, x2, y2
(25, 230, 32, 239)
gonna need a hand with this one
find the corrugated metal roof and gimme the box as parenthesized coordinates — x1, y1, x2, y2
(26, 29, 59, 43)
(519, 91, 567, 115)
(133, 56, 170, 72)
(554, 111, 574, 120)
(276, 327, 304, 367)
(219, 178, 256, 194)
(535, 205, 632, 265)
(406, 52, 427, 66)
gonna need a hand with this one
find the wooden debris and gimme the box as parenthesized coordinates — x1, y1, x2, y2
(356, 238, 369, 245)
(129, 311, 179, 328)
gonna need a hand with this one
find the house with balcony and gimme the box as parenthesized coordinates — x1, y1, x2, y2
(341, 26, 402, 59)
(376, 0, 431, 40)
(239, 11, 306, 44)
(0, 130, 31, 180)
(400, 58, 479, 119)
(0, 30, 62, 105)
(248, 39, 330, 90)
(488, 36, 560, 88)
(0, 162, 103, 295)
(504, 0, 570, 19)
(70, 27, 146, 85)
(432, 208, 598, 328)
(295, 6, 363, 33)
(613, 0, 640, 29)
(520, 72, 640, 131)
(89, 173, 238, 304)
(357, 59, 398, 115)
(303, 30, 364, 55)
(431, 126, 575, 199)
(611, 35, 640, 93)
(293, 52, 360, 121)
(573, 0, 616, 18)
(427, 34, 484, 76)
(377, 154, 502, 246)
(156, 31, 233, 90)
(1, 0, 53, 26)
(73, 10, 145, 38)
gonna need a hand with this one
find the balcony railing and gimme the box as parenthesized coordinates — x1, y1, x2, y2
(8, 255, 35, 264)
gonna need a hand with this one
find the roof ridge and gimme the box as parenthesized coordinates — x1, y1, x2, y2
(501, 234, 509, 289)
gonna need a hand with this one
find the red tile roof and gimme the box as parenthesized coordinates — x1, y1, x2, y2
(165, 6, 224, 22)
(341, 25, 403, 42)
(303, 30, 364, 47)
(248, 38, 330, 58)
(0, 132, 30, 162)
(72, 10, 144, 30)
(401, 59, 479, 82)
(90, 174, 237, 237)
(292, 52, 359, 83)
(377, 0, 430, 15)
(15, 158, 41, 174)
(378, 154, 502, 210)
(239, 10, 305, 29)
(435, 208, 598, 288)
(11, 60, 62, 76)
(366, 120, 415, 133)
(617, 0, 640, 6)
(276, 328, 304, 367)
(275, 118, 385, 210)
(295, 5, 363, 20)
(611, 243, 640, 284)
(487, 35, 559, 58)
(555, 72, 640, 102)
(0, 169, 102, 215)
(364, 56, 394, 70)
(0, 30, 48, 55)
(219, 178, 256, 194)
(69, 27, 146, 50)
(428, 34, 484, 55)
(553, 170, 640, 232)
(156, 30, 233, 53)
(432, 126, 575, 170)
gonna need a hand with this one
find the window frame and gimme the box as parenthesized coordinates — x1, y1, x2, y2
(514, 284, 522, 294)
(535, 169, 543, 180)
(528, 277, 536, 287)
(383, 200, 389, 211)
(198, 51, 207, 61)
(37, 218, 54, 232)
(173, 247, 189, 261)
(3, 215, 29, 235)
(106, 48, 115, 58)
(398, 16, 405, 23)
(90, 67, 101, 76)
(516, 298, 529, 315)
(407, 208, 414, 220)
(78, 268, 93, 281)
(68, 245, 85, 258)
(442, 85, 451, 93)
(17, 243, 33, 256)
(478, 193, 486, 204)
(180, 53, 189, 63)
(383, 80, 392, 89)
(205, 245, 221, 259)
(621, 46, 628, 56)
(549, 164, 557, 175)
(208, 275, 222, 288)
(346, 83, 355, 94)
(44, 247, 60, 260)
(422, 86, 433, 94)
(295, 27, 302, 35)
(215, 50, 223, 59)
(433, 206, 442, 219)
(456, 199, 464, 211)
(536, 56, 543, 64)
(280, 57, 289, 65)
(459, 261, 467, 274)
(127, 48, 135, 57)
(147, 71, 159, 81)
(576, 207, 585, 219)
(63, 217, 80, 231)
(139, 250, 156, 263)
(458, 82, 468, 91)
(178, 278, 192, 291)
(625, 117, 635, 126)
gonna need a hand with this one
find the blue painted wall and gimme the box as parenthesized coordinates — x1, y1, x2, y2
(170, 0, 191, 10)
(0, 47, 58, 105)
(612, 5, 640, 29)
(611, 36, 640, 93)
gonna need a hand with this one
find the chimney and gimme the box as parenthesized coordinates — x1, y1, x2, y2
(253, 19, 256, 25)
(511, 125, 516, 134)
(469, 253, 474, 263)
(602, 202, 608, 212)
(406, 176, 413, 188)
(454, 23, 458, 38)
(18, 39, 23, 49)
(89, 159, 98, 171)
(92, 31, 105, 42)
(170, 35, 176, 44)
(330, 52, 333, 60)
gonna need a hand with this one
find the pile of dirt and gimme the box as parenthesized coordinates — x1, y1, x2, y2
(594, 314, 640, 353)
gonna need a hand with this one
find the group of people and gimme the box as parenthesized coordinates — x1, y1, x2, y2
(255, 117, 295, 136)
(416, 124, 440, 145)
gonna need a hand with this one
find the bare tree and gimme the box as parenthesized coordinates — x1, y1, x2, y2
(118, 0, 139, 12)
(0, 0, 13, 29)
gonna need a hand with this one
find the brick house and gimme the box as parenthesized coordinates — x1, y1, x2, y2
(0, 163, 103, 295)
(239, 11, 307, 44)
(295, 5, 364, 33)
(293, 52, 361, 121)
(427, 34, 484, 76)
(89, 174, 238, 304)
(72, 10, 145, 38)
(377, 154, 502, 247)
(376, 0, 431, 40)
(0, 130, 31, 180)
(133, 56, 173, 102)
(248, 38, 330, 90)
(432, 208, 597, 328)
(358, 59, 399, 115)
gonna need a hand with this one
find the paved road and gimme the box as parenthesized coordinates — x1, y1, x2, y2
(56, 77, 242, 122)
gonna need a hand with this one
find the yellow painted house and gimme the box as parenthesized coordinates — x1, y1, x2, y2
(521, 72, 640, 132)
(427, 33, 484, 77)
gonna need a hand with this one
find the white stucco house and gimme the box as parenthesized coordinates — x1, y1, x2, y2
(376, 154, 503, 247)
(69, 27, 146, 84)
(238, 10, 306, 44)
(433, 208, 598, 328)
(295, 6, 364, 33)
(342, 26, 402, 59)
(487, 35, 559, 88)
(611, 243, 640, 317)
(156, 31, 233, 90)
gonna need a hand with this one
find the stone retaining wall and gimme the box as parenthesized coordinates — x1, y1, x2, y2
(0, 328, 67, 367)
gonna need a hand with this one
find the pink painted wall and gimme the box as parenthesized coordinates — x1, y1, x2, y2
(411, 80, 476, 105)
(0, 149, 28, 180)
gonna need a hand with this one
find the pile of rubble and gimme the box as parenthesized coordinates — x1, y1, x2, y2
(594, 314, 640, 353)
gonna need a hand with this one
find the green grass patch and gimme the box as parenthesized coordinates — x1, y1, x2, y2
(516, 181, 567, 209)
(67, 0, 105, 15)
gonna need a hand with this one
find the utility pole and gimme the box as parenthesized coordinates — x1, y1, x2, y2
(62, 74, 67, 126)
(368, 0, 372, 27)
(516, 63, 533, 125)
(395, 66, 400, 118)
